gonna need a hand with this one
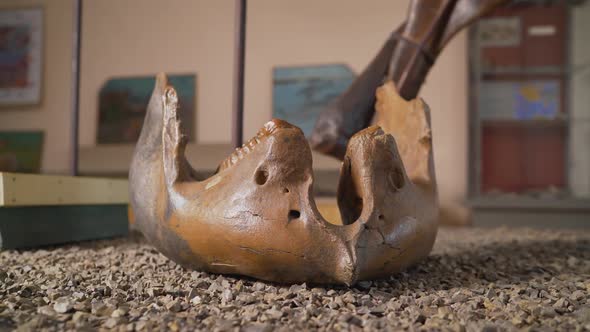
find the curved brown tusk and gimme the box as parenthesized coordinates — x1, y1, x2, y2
(441, 0, 511, 48)
(129, 74, 438, 285)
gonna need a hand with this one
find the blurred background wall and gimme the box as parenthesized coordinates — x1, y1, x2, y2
(0, 0, 472, 223)
(0, 0, 74, 174)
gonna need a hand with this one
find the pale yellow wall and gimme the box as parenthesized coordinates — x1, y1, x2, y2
(0, 0, 73, 174)
(79, 0, 235, 145)
(1, 0, 470, 221)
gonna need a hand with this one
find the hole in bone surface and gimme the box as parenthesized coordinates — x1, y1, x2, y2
(254, 168, 268, 185)
(388, 167, 405, 190)
(283, 188, 289, 193)
(288, 210, 300, 221)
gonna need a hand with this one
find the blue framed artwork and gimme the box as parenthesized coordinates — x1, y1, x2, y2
(97, 74, 196, 144)
(479, 80, 560, 120)
(273, 64, 355, 137)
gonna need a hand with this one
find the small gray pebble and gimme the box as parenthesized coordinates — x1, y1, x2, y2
(53, 297, 73, 314)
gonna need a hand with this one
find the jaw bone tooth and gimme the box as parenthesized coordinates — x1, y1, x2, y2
(263, 120, 277, 133)
(217, 121, 274, 172)
(248, 138, 257, 149)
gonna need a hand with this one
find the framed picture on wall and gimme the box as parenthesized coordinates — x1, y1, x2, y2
(97, 74, 196, 144)
(0, 131, 44, 173)
(272, 64, 355, 138)
(0, 8, 43, 107)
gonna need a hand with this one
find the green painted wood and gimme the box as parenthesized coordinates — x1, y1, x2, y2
(0, 205, 128, 249)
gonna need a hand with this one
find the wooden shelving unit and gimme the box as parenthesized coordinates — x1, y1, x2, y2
(467, 3, 590, 227)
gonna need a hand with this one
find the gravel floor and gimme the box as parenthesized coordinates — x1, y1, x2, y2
(1, 227, 589, 332)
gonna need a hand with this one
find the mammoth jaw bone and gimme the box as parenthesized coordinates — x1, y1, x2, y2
(129, 73, 438, 285)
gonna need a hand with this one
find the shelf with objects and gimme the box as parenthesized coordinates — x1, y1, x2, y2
(467, 1, 590, 227)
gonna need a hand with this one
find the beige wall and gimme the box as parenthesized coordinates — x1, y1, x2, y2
(1, 0, 470, 221)
(79, 0, 235, 145)
(0, 0, 73, 174)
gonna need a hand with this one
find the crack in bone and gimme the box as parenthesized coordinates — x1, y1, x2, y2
(210, 262, 237, 267)
(222, 210, 278, 223)
(239, 246, 306, 260)
(364, 224, 402, 250)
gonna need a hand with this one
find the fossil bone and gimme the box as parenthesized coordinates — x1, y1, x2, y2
(129, 74, 438, 285)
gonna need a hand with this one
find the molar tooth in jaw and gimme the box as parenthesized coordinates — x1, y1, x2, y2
(264, 120, 276, 133)
(217, 119, 294, 172)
